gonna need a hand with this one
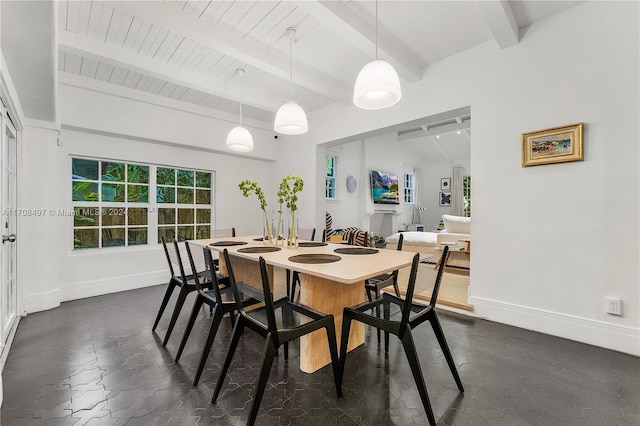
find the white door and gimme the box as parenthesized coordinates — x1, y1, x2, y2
(0, 109, 17, 347)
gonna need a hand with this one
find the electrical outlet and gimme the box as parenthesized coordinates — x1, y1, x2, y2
(605, 297, 622, 315)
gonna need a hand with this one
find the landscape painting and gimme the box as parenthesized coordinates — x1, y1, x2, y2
(522, 123, 583, 167)
(370, 170, 399, 204)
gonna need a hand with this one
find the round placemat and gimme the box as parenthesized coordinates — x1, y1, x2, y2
(288, 254, 342, 264)
(334, 247, 378, 255)
(298, 242, 328, 248)
(237, 246, 281, 253)
(209, 241, 248, 247)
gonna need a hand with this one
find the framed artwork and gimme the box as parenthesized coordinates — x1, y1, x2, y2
(440, 178, 451, 190)
(522, 122, 583, 167)
(439, 191, 451, 207)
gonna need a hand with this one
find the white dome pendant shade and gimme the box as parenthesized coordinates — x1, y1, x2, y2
(353, 0, 402, 110)
(274, 101, 308, 135)
(353, 59, 402, 110)
(226, 68, 254, 152)
(274, 27, 308, 135)
(226, 126, 254, 152)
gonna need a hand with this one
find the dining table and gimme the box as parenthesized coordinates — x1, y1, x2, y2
(190, 235, 415, 373)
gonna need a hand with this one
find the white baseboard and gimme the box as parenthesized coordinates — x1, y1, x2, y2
(23, 271, 166, 314)
(469, 296, 640, 356)
(24, 288, 61, 314)
(60, 271, 166, 302)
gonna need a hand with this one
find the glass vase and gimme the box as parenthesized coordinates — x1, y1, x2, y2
(287, 210, 298, 248)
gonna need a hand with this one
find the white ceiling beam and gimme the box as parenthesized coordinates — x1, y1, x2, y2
(295, 1, 423, 83)
(398, 120, 471, 143)
(477, 0, 519, 49)
(106, 0, 351, 103)
(58, 72, 275, 130)
(59, 29, 281, 112)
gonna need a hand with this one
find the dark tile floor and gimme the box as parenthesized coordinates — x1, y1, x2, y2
(2, 284, 639, 425)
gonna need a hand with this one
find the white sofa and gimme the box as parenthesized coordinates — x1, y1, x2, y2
(385, 215, 470, 254)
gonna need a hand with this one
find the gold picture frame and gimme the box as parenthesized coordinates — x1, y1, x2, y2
(522, 123, 583, 167)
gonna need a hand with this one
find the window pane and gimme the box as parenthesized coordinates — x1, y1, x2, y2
(177, 188, 194, 204)
(157, 167, 175, 185)
(128, 228, 148, 246)
(196, 225, 210, 239)
(158, 226, 175, 243)
(72, 181, 99, 201)
(74, 229, 99, 249)
(102, 228, 126, 247)
(74, 207, 99, 227)
(127, 164, 149, 183)
(101, 162, 125, 182)
(178, 208, 194, 224)
(128, 184, 149, 202)
(102, 183, 125, 202)
(196, 209, 211, 224)
(158, 208, 175, 225)
(128, 208, 148, 226)
(196, 172, 211, 188)
(157, 186, 175, 203)
(177, 169, 194, 187)
(196, 189, 211, 204)
(102, 208, 126, 226)
(177, 226, 194, 242)
(72, 159, 98, 180)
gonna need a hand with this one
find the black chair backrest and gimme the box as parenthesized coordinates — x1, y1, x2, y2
(184, 242, 219, 299)
(164, 238, 191, 284)
(396, 233, 404, 250)
(222, 249, 276, 338)
(400, 246, 449, 332)
(161, 237, 177, 280)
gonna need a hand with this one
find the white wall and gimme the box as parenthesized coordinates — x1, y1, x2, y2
(300, 2, 639, 355)
(19, 86, 277, 313)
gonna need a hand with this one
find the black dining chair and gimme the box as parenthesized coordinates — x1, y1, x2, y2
(211, 249, 342, 426)
(152, 238, 210, 346)
(338, 247, 464, 426)
(365, 232, 404, 344)
(174, 242, 261, 386)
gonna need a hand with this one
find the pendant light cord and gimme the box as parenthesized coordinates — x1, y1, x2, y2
(375, 0, 378, 59)
(289, 34, 293, 101)
(239, 73, 243, 126)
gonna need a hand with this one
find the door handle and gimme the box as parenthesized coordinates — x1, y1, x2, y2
(2, 233, 16, 243)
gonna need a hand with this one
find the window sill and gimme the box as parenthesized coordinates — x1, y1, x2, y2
(69, 244, 163, 256)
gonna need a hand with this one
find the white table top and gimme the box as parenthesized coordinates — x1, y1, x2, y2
(190, 236, 415, 284)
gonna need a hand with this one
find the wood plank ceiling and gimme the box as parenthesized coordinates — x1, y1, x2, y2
(57, 1, 582, 125)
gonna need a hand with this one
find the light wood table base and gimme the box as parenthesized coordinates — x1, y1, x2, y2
(298, 274, 365, 373)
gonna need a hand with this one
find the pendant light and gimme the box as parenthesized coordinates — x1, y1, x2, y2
(226, 68, 254, 152)
(353, 0, 402, 110)
(274, 27, 308, 135)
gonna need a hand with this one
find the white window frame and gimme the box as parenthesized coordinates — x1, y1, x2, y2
(326, 155, 337, 199)
(71, 156, 215, 250)
(404, 171, 415, 204)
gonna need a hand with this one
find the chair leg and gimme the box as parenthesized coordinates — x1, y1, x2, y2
(324, 320, 343, 399)
(400, 331, 436, 426)
(337, 312, 354, 388)
(375, 291, 381, 345)
(175, 295, 204, 362)
(429, 313, 464, 392)
(392, 278, 401, 298)
(247, 336, 278, 426)
(152, 281, 176, 332)
(212, 319, 244, 403)
(163, 285, 190, 346)
(193, 305, 224, 386)
(383, 300, 391, 353)
(284, 342, 289, 362)
(285, 269, 292, 299)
